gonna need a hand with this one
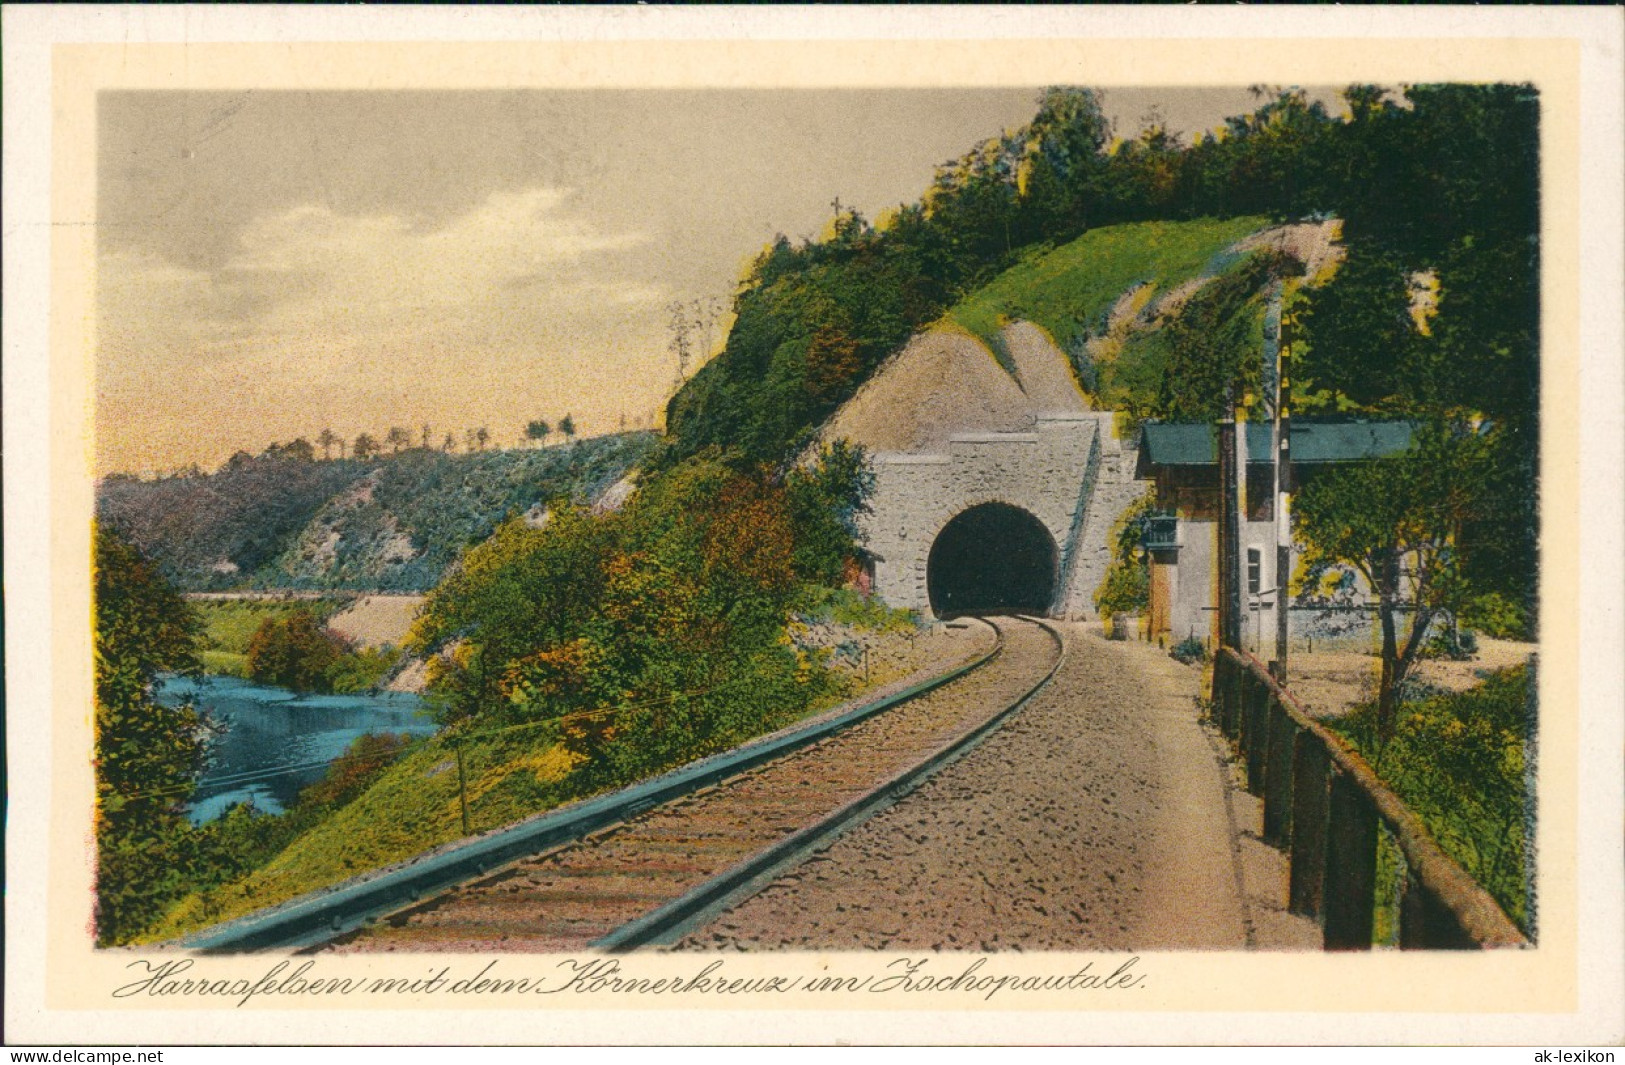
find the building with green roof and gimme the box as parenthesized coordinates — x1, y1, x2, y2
(1134, 418, 1415, 647)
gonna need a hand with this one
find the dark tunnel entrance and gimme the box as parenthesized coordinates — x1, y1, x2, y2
(927, 502, 1058, 617)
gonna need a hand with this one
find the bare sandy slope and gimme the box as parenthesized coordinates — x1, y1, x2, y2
(1000, 321, 1091, 414)
(325, 594, 424, 650)
(815, 328, 1036, 453)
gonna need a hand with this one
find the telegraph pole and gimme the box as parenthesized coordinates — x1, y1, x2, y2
(1218, 387, 1244, 653)
(1272, 289, 1293, 682)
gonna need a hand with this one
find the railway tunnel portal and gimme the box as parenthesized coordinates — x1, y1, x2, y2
(926, 502, 1058, 616)
(815, 323, 1143, 621)
(857, 411, 1140, 621)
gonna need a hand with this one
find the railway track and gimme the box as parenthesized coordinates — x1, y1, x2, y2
(324, 615, 1064, 953)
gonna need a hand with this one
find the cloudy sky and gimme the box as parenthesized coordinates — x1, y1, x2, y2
(97, 87, 1340, 475)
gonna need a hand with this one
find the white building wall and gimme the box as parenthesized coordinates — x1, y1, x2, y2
(1164, 518, 1283, 651)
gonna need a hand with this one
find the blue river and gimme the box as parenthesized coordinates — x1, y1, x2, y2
(155, 676, 439, 824)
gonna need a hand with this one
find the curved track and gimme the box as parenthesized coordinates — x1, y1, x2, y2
(328, 616, 1063, 953)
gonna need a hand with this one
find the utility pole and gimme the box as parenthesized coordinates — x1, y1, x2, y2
(1272, 288, 1293, 682)
(454, 740, 471, 837)
(1218, 387, 1244, 653)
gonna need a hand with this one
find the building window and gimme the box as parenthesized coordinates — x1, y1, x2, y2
(1143, 514, 1179, 551)
(1247, 548, 1262, 596)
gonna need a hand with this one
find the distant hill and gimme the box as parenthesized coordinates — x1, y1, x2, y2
(97, 433, 657, 592)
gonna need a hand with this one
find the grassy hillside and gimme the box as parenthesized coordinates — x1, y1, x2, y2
(938, 216, 1273, 421)
(146, 730, 575, 940)
(945, 216, 1268, 356)
(193, 597, 351, 677)
(97, 433, 657, 593)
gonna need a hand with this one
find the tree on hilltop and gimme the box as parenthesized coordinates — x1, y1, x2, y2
(559, 415, 576, 445)
(386, 426, 412, 454)
(317, 429, 339, 461)
(526, 419, 551, 448)
(265, 438, 316, 462)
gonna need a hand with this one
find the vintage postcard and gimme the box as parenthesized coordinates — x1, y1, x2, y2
(4, 5, 1621, 1047)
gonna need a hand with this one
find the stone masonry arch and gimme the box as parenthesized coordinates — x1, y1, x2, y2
(815, 322, 1146, 620)
(857, 412, 1139, 619)
(926, 501, 1059, 616)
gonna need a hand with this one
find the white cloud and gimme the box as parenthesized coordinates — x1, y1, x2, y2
(96, 187, 675, 473)
(100, 186, 659, 354)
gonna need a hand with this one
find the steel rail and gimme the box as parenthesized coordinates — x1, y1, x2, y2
(179, 619, 1004, 953)
(593, 615, 1067, 951)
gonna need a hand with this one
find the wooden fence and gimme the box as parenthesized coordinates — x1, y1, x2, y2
(1211, 647, 1528, 950)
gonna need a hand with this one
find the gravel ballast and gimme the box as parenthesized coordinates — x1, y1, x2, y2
(679, 624, 1318, 952)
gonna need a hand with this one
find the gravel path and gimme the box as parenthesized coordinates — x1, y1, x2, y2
(679, 624, 1318, 952)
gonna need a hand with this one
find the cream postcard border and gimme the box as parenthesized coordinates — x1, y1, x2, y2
(4, 5, 1621, 1047)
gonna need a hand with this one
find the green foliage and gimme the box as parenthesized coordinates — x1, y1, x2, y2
(294, 733, 417, 810)
(411, 506, 619, 726)
(93, 525, 208, 944)
(95, 818, 213, 948)
(325, 646, 404, 694)
(1169, 635, 1209, 665)
(199, 649, 249, 678)
(1094, 489, 1156, 620)
(784, 440, 874, 586)
(1298, 244, 1424, 409)
(94, 526, 205, 830)
(799, 587, 919, 635)
(1094, 563, 1149, 621)
(1154, 250, 1301, 420)
(667, 212, 939, 462)
(245, 610, 344, 694)
(1328, 666, 1535, 934)
(1461, 592, 1529, 641)
(194, 598, 347, 660)
(1299, 83, 1540, 622)
(412, 448, 862, 795)
(1293, 420, 1493, 735)
(240, 608, 400, 694)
